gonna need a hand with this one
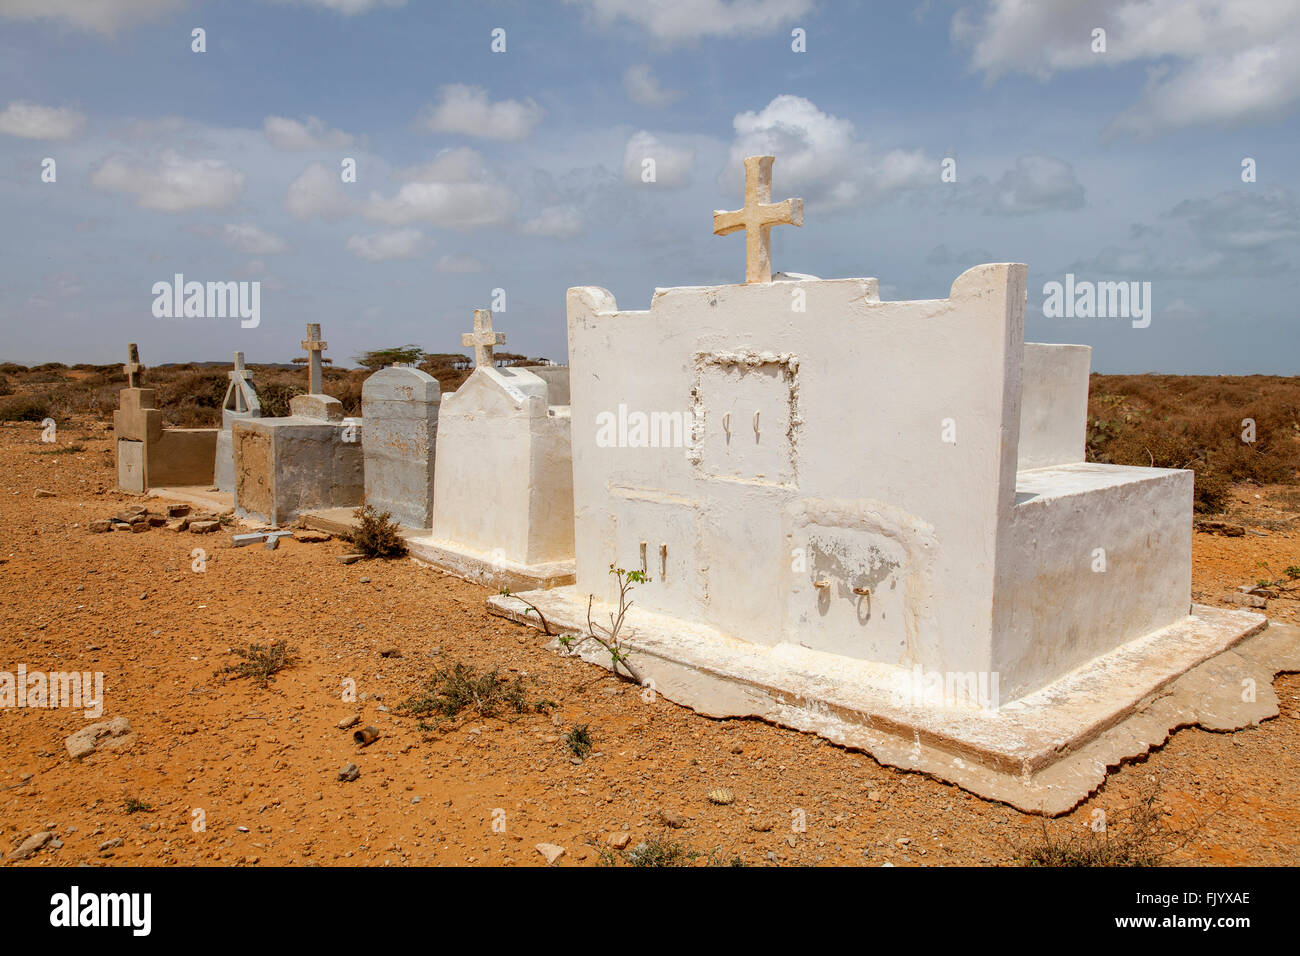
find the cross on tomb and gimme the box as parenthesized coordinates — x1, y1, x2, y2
(301, 323, 328, 394)
(462, 309, 505, 368)
(123, 343, 142, 388)
(713, 155, 803, 284)
(227, 350, 254, 412)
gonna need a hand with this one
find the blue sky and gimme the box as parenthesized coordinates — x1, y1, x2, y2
(1, 0, 1297, 373)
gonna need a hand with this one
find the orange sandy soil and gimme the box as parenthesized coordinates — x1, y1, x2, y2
(1, 417, 1298, 867)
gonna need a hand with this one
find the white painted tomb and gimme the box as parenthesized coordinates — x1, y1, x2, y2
(490, 155, 1276, 813)
(214, 351, 262, 494)
(232, 324, 363, 525)
(406, 310, 576, 591)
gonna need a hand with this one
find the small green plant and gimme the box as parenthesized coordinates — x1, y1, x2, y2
(1252, 562, 1300, 594)
(627, 835, 692, 867)
(557, 565, 647, 684)
(344, 505, 407, 558)
(123, 797, 153, 814)
(399, 662, 546, 724)
(563, 724, 593, 759)
(216, 640, 299, 686)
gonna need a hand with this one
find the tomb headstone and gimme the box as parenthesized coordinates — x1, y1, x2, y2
(113, 343, 218, 492)
(361, 365, 440, 529)
(232, 323, 362, 524)
(214, 351, 262, 493)
(406, 310, 575, 589)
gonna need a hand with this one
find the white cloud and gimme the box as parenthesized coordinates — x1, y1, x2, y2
(726, 95, 932, 208)
(364, 147, 518, 229)
(961, 155, 1086, 215)
(623, 65, 683, 107)
(91, 150, 245, 211)
(435, 253, 486, 273)
(0, 0, 180, 33)
(263, 115, 357, 150)
(285, 161, 354, 221)
(416, 84, 544, 140)
(622, 131, 695, 188)
(567, 0, 811, 43)
(520, 204, 584, 239)
(0, 101, 86, 140)
(346, 228, 424, 261)
(260, 0, 405, 13)
(223, 223, 289, 255)
(953, 0, 1300, 137)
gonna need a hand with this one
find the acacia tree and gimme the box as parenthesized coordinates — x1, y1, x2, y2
(354, 345, 424, 371)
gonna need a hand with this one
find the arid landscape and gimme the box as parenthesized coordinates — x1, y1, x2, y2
(1, 367, 1297, 867)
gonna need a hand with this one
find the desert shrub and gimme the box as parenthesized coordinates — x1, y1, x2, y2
(564, 724, 593, 759)
(156, 370, 228, 426)
(343, 505, 408, 558)
(398, 662, 541, 722)
(0, 362, 25, 375)
(1087, 373, 1300, 513)
(216, 640, 299, 686)
(0, 394, 52, 422)
(0, 375, 12, 396)
(257, 382, 304, 418)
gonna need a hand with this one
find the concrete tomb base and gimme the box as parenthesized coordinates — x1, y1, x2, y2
(114, 386, 218, 493)
(490, 588, 1278, 814)
(232, 393, 363, 526)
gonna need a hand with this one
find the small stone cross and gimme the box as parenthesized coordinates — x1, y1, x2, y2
(227, 351, 254, 412)
(123, 343, 142, 388)
(462, 309, 505, 368)
(301, 323, 327, 394)
(713, 155, 803, 284)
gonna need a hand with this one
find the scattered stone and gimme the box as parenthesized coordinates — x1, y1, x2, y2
(359, 576, 371, 584)
(748, 819, 774, 833)
(189, 520, 220, 534)
(130, 521, 149, 533)
(338, 554, 364, 565)
(33, 489, 56, 498)
(166, 519, 189, 532)
(1226, 592, 1267, 609)
(707, 788, 734, 806)
(65, 717, 137, 760)
(89, 520, 112, 533)
(379, 646, 402, 658)
(293, 530, 331, 543)
(1196, 520, 1245, 537)
(536, 842, 566, 865)
(99, 837, 124, 852)
(167, 504, 190, 518)
(607, 831, 631, 850)
(337, 715, 360, 730)
(657, 808, 687, 829)
(867, 790, 882, 802)
(115, 506, 147, 523)
(147, 515, 168, 527)
(112, 522, 132, 532)
(264, 536, 279, 551)
(8, 831, 53, 861)
(337, 763, 360, 782)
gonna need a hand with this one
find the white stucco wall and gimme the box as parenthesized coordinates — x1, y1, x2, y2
(1018, 343, 1091, 470)
(566, 264, 1027, 676)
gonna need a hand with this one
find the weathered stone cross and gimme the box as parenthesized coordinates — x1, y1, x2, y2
(228, 350, 253, 412)
(462, 309, 505, 368)
(713, 155, 803, 284)
(123, 343, 142, 388)
(301, 323, 327, 394)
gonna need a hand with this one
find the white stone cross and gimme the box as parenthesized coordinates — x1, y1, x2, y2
(301, 323, 327, 394)
(462, 309, 505, 368)
(713, 155, 803, 284)
(123, 343, 142, 388)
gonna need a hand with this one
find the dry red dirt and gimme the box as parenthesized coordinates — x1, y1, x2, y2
(1, 417, 1298, 867)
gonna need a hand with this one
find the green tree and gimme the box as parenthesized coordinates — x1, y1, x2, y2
(354, 345, 424, 371)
